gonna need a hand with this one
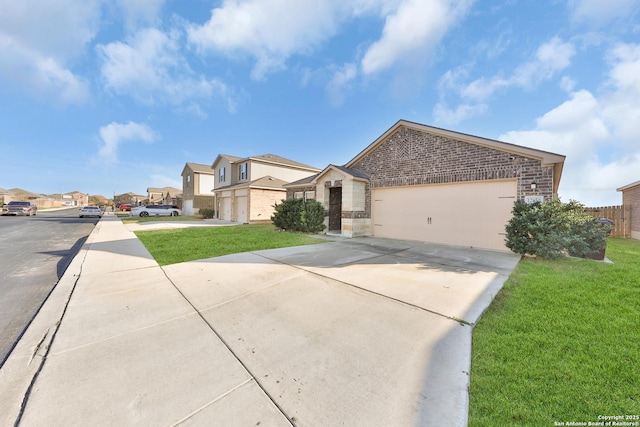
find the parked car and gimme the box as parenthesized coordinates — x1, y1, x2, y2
(2, 201, 37, 216)
(119, 204, 133, 211)
(79, 206, 103, 218)
(131, 204, 181, 217)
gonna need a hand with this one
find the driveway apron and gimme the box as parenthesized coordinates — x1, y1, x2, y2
(162, 237, 520, 426)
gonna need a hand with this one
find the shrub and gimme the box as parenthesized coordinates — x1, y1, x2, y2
(505, 199, 611, 259)
(199, 208, 215, 219)
(272, 198, 327, 233)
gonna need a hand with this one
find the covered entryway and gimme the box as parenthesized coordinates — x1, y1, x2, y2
(328, 187, 342, 232)
(372, 179, 516, 251)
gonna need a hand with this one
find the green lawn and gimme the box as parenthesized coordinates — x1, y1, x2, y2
(135, 223, 326, 266)
(469, 238, 640, 426)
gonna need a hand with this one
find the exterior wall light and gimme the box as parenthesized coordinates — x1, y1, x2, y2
(531, 181, 537, 191)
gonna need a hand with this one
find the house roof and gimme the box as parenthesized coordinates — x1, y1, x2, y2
(345, 119, 566, 194)
(211, 154, 244, 168)
(182, 162, 214, 175)
(617, 180, 640, 192)
(284, 164, 370, 188)
(212, 153, 320, 172)
(215, 175, 288, 192)
(285, 174, 319, 187)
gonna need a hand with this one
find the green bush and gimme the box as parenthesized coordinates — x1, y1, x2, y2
(271, 198, 327, 233)
(505, 199, 611, 259)
(199, 208, 215, 219)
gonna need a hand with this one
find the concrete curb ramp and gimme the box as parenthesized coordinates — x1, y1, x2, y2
(0, 216, 520, 426)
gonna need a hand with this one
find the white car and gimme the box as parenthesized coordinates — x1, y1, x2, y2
(130, 204, 181, 217)
(79, 206, 103, 218)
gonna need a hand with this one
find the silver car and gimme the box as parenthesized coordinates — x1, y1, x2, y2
(130, 204, 181, 217)
(79, 206, 103, 218)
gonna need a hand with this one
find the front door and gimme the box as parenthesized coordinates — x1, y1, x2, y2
(329, 187, 342, 232)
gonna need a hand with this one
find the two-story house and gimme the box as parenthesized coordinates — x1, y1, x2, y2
(212, 154, 320, 223)
(181, 162, 216, 216)
(146, 187, 181, 206)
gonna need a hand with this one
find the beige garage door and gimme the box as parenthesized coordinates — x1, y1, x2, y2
(220, 197, 232, 221)
(372, 180, 516, 251)
(235, 196, 248, 223)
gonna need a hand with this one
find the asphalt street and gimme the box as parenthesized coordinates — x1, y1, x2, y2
(0, 207, 98, 367)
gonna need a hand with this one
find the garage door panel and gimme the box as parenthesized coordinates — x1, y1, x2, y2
(220, 198, 231, 221)
(373, 180, 516, 251)
(236, 196, 248, 223)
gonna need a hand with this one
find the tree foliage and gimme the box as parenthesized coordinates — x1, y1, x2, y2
(505, 199, 612, 259)
(271, 198, 327, 233)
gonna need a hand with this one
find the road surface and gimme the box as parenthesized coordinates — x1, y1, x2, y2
(0, 207, 99, 367)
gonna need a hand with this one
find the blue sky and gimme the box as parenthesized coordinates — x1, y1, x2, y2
(1, 0, 639, 206)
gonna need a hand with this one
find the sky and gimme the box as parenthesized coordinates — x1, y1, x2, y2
(1, 0, 639, 206)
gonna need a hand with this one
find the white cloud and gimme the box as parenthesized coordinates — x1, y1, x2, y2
(98, 28, 234, 112)
(115, 0, 166, 31)
(326, 63, 358, 106)
(434, 37, 576, 126)
(499, 43, 640, 206)
(568, 0, 639, 27)
(98, 121, 158, 163)
(188, 0, 345, 80)
(0, 0, 100, 104)
(464, 37, 576, 101)
(361, 0, 473, 75)
(601, 43, 640, 143)
(432, 102, 488, 125)
(187, 0, 473, 83)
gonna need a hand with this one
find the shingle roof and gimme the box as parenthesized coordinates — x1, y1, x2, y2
(245, 154, 319, 171)
(185, 162, 214, 174)
(215, 175, 288, 191)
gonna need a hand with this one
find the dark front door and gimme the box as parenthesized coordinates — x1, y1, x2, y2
(329, 187, 342, 232)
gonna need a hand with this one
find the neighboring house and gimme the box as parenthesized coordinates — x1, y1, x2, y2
(146, 187, 181, 206)
(62, 191, 89, 206)
(617, 180, 640, 240)
(212, 154, 320, 223)
(286, 120, 565, 251)
(114, 192, 146, 206)
(181, 162, 216, 216)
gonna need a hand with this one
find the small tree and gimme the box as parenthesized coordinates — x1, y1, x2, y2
(272, 198, 327, 233)
(505, 198, 611, 259)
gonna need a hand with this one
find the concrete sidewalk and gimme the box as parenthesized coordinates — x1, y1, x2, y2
(0, 215, 520, 426)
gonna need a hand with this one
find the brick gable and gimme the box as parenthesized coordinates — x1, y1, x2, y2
(350, 126, 554, 200)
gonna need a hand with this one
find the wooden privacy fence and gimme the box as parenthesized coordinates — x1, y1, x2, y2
(585, 205, 631, 238)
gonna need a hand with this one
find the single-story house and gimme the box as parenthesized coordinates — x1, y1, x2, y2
(617, 180, 640, 240)
(181, 162, 216, 216)
(213, 154, 320, 223)
(285, 120, 565, 251)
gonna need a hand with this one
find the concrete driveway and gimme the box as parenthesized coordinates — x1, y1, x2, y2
(163, 236, 520, 426)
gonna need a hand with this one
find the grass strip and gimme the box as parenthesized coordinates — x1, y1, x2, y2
(469, 238, 640, 426)
(135, 223, 325, 266)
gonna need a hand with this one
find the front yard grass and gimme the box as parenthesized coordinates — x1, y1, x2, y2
(469, 238, 640, 426)
(135, 223, 326, 266)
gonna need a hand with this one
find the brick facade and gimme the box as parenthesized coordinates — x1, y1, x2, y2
(351, 127, 554, 201)
(284, 120, 564, 243)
